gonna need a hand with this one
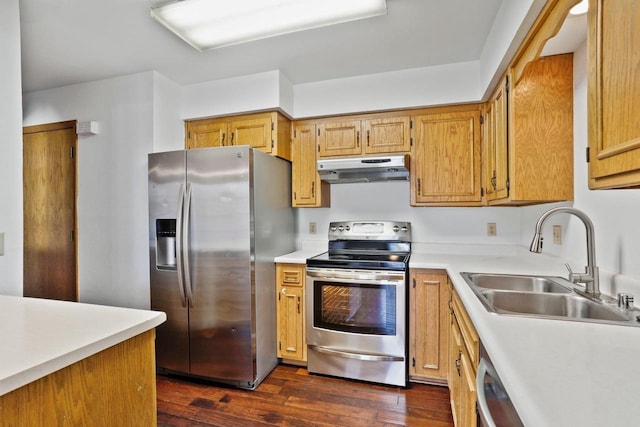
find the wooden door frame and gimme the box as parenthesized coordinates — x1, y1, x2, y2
(23, 120, 79, 300)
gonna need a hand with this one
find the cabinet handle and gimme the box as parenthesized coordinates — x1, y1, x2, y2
(356, 131, 360, 147)
(221, 132, 225, 146)
(311, 181, 315, 197)
(297, 296, 301, 314)
(367, 130, 370, 146)
(491, 171, 497, 190)
(417, 178, 422, 195)
(230, 132, 235, 145)
(456, 357, 461, 376)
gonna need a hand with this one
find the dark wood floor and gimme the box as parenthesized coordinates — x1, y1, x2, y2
(156, 364, 454, 426)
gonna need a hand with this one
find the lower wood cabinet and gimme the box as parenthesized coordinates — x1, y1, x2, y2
(276, 263, 307, 364)
(448, 284, 479, 427)
(409, 269, 450, 383)
(0, 330, 157, 426)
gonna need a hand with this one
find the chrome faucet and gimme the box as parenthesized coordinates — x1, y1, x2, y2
(529, 207, 600, 297)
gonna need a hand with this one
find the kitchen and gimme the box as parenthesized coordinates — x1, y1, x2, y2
(2, 0, 640, 426)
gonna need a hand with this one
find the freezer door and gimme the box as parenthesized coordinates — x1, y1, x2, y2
(186, 147, 255, 383)
(149, 150, 190, 373)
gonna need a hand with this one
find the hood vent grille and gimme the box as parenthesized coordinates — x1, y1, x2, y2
(317, 155, 409, 184)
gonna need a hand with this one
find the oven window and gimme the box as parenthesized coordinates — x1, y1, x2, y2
(313, 281, 396, 335)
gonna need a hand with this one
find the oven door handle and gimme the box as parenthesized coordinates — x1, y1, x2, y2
(306, 269, 405, 282)
(309, 345, 404, 362)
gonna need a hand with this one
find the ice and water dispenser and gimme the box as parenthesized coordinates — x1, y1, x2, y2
(156, 219, 177, 270)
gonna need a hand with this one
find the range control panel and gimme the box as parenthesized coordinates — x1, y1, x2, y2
(327, 221, 411, 241)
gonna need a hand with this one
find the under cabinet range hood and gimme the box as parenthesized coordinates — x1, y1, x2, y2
(317, 155, 409, 183)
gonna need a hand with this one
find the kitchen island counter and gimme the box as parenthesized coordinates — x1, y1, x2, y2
(0, 295, 166, 424)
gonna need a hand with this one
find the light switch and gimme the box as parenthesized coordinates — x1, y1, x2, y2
(0, 232, 4, 256)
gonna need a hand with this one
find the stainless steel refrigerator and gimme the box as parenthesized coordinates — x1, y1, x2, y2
(148, 146, 295, 390)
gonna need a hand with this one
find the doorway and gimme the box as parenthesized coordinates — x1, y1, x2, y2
(23, 120, 78, 301)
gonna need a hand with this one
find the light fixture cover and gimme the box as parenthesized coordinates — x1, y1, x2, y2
(150, 0, 387, 51)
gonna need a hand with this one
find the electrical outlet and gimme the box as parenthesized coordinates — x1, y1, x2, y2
(309, 222, 317, 234)
(553, 225, 562, 245)
(487, 223, 497, 237)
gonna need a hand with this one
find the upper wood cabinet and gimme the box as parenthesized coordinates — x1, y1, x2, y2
(185, 111, 292, 161)
(291, 123, 329, 207)
(409, 269, 450, 384)
(484, 54, 574, 205)
(588, 0, 640, 189)
(411, 106, 482, 206)
(317, 115, 411, 158)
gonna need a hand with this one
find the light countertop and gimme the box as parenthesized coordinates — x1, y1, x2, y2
(0, 296, 166, 396)
(276, 243, 640, 427)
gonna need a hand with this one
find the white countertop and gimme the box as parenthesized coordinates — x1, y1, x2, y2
(0, 296, 166, 396)
(276, 243, 640, 427)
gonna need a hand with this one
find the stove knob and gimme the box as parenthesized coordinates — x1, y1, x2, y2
(330, 226, 337, 231)
(338, 226, 344, 232)
(393, 225, 400, 232)
(345, 226, 351, 231)
(401, 226, 408, 232)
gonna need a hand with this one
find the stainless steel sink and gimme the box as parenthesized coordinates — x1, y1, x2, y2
(481, 290, 631, 322)
(461, 272, 640, 327)
(462, 272, 572, 293)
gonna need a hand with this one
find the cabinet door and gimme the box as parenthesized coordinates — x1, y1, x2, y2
(363, 116, 411, 154)
(410, 271, 449, 382)
(292, 124, 327, 207)
(185, 120, 227, 149)
(411, 110, 482, 205)
(588, 1, 640, 188)
(449, 312, 462, 427)
(276, 264, 306, 362)
(229, 115, 272, 153)
(460, 350, 478, 427)
(485, 77, 509, 203)
(318, 120, 362, 157)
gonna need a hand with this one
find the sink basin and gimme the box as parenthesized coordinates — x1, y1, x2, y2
(461, 272, 572, 293)
(480, 290, 631, 322)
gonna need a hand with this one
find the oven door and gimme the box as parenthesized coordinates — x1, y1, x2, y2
(305, 267, 407, 386)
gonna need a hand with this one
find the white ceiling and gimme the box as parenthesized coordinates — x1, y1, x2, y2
(19, 0, 506, 93)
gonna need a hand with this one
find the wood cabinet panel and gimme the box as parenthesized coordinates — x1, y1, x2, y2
(184, 111, 291, 160)
(411, 109, 482, 206)
(276, 264, 307, 363)
(292, 123, 329, 207)
(363, 116, 411, 154)
(485, 54, 574, 205)
(448, 286, 479, 427)
(185, 118, 227, 149)
(410, 270, 450, 383)
(318, 120, 362, 157)
(0, 330, 157, 426)
(588, 0, 640, 188)
(229, 116, 271, 151)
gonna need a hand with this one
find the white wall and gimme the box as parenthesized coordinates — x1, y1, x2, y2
(296, 182, 522, 246)
(520, 42, 640, 288)
(293, 61, 482, 118)
(181, 70, 293, 120)
(23, 72, 155, 309)
(153, 71, 183, 152)
(0, 1, 24, 296)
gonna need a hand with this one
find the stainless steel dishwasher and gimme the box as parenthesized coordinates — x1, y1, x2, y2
(477, 343, 524, 427)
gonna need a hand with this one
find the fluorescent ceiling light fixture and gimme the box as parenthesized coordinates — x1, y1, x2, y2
(151, 0, 387, 51)
(569, 0, 588, 15)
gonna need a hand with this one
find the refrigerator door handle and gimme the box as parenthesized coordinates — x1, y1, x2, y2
(183, 182, 195, 307)
(175, 184, 187, 307)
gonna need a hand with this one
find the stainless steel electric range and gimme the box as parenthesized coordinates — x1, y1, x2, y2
(306, 220, 411, 387)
